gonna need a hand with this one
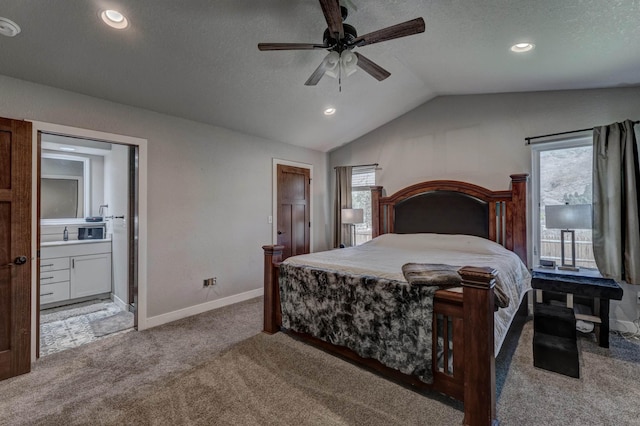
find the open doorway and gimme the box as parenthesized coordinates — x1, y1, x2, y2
(37, 133, 139, 356)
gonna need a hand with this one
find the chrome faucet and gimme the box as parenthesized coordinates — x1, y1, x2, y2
(99, 204, 108, 217)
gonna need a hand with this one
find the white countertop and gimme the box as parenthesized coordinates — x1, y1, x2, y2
(40, 219, 107, 226)
(41, 238, 112, 247)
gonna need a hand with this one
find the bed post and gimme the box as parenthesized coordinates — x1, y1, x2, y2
(262, 245, 284, 334)
(459, 266, 498, 426)
(509, 174, 528, 266)
(371, 186, 383, 238)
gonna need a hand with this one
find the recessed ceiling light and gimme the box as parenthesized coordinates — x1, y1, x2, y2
(58, 146, 76, 152)
(324, 107, 336, 116)
(101, 10, 129, 30)
(0, 17, 21, 37)
(510, 42, 535, 53)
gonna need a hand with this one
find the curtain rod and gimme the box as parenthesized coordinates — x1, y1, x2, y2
(333, 163, 379, 169)
(525, 121, 640, 145)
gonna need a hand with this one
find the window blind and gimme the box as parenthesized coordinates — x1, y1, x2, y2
(352, 165, 376, 187)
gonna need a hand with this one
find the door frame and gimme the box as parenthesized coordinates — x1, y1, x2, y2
(30, 121, 148, 362)
(272, 159, 313, 251)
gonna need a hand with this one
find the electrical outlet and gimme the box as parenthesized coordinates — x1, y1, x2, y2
(203, 277, 217, 288)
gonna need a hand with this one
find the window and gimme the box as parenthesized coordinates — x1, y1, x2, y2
(532, 137, 596, 269)
(351, 166, 376, 245)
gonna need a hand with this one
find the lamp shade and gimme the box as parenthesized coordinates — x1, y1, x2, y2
(341, 208, 364, 224)
(324, 51, 341, 79)
(341, 50, 358, 77)
(545, 204, 592, 229)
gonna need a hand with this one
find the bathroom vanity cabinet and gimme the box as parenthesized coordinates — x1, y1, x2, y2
(40, 241, 112, 306)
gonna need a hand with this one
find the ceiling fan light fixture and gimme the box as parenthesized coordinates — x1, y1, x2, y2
(258, 5, 424, 86)
(324, 107, 336, 116)
(325, 51, 358, 79)
(510, 42, 535, 53)
(101, 9, 129, 29)
(341, 50, 358, 77)
(0, 17, 21, 37)
(324, 51, 341, 79)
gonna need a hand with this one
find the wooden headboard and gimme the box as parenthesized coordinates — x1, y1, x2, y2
(371, 174, 528, 265)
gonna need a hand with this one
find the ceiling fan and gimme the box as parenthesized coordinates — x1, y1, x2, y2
(258, 0, 425, 86)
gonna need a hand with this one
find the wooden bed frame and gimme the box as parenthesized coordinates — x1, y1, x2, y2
(262, 174, 528, 426)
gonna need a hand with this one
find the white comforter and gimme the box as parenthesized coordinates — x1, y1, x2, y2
(285, 233, 532, 354)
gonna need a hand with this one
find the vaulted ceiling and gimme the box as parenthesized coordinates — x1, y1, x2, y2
(1, 1, 638, 152)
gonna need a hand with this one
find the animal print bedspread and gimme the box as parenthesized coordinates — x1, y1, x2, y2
(279, 263, 440, 384)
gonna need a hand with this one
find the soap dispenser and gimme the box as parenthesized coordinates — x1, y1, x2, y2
(63, 226, 69, 241)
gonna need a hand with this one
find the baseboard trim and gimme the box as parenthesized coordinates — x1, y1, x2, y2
(112, 294, 128, 312)
(145, 288, 263, 329)
(611, 319, 639, 334)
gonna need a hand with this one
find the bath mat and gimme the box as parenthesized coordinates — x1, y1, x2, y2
(90, 311, 134, 337)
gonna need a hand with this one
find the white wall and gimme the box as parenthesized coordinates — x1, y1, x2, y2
(0, 74, 328, 320)
(330, 87, 640, 329)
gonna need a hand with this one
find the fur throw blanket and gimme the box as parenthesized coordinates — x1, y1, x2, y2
(401, 263, 509, 310)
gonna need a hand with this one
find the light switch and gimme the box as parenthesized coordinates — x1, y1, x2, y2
(268, 215, 273, 224)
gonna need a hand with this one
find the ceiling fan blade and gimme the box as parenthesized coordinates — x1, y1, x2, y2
(258, 43, 327, 51)
(354, 52, 390, 81)
(349, 17, 425, 47)
(304, 54, 334, 86)
(319, 0, 344, 39)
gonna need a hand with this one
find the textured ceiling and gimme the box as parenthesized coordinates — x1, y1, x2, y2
(1, 1, 639, 152)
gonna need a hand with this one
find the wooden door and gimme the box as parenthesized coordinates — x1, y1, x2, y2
(0, 117, 32, 380)
(277, 164, 310, 260)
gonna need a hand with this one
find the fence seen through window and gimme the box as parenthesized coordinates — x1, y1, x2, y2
(351, 166, 376, 245)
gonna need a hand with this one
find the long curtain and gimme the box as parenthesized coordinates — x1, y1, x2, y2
(333, 166, 352, 248)
(592, 119, 640, 284)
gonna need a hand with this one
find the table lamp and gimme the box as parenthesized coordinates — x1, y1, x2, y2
(341, 208, 364, 247)
(545, 204, 592, 271)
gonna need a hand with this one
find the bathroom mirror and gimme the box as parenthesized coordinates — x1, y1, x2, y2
(41, 154, 90, 219)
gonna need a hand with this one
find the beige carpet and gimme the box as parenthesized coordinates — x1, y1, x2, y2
(2, 297, 639, 425)
(107, 332, 465, 425)
(497, 325, 640, 425)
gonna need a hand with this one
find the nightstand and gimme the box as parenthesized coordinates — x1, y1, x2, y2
(531, 267, 623, 348)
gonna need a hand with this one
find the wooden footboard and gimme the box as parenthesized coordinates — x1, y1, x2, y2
(431, 287, 465, 400)
(262, 246, 498, 426)
(262, 245, 284, 334)
(460, 267, 498, 426)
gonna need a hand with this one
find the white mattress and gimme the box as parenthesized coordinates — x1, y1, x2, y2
(285, 233, 532, 354)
